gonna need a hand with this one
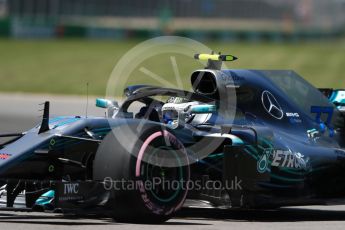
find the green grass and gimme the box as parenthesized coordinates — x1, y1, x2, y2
(0, 38, 344, 96)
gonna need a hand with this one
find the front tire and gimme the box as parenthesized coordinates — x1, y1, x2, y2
(93, 123, 190, 223)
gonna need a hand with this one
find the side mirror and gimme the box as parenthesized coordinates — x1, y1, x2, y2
(96, 98, 110, 109)
(96, 99, 119, 118)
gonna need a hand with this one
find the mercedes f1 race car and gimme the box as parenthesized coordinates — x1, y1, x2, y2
(1, 53, 345, 223)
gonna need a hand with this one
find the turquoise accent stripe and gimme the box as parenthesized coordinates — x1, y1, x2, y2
(233, 138, 244, 145)
(270, 174, 305, 182)
(190, 105, 216, 113)
(246, 145, 259, 154)
(329, 91, 337, 101)
(244, 149, 258, 160)
(207, 153, 224, 159)
(35, 190, 55, 206)
(92, 127, 111, 132)
(331, 90, 345, 105)
(49, 116, 69, 124)
(53, 117, 81, 128)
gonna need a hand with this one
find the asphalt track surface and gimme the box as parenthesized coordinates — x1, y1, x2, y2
(1, 93, 345, 229)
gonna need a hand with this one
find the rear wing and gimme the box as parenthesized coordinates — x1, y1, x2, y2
(319, 88, 345, 112)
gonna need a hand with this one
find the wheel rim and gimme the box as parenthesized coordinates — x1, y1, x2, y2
(135, 130, 190, 213)
(145, 146, 183, 203)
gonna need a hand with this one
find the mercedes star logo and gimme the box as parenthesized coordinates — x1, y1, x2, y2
(261, 90, 284, 120)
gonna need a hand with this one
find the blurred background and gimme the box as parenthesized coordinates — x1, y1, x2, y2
(0, 0, 344, 96)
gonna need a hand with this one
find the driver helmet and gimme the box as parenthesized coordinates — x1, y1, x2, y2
(162, 97, 213, 127)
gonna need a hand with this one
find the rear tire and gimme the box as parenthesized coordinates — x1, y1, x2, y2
(93, 123, 190, 224)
